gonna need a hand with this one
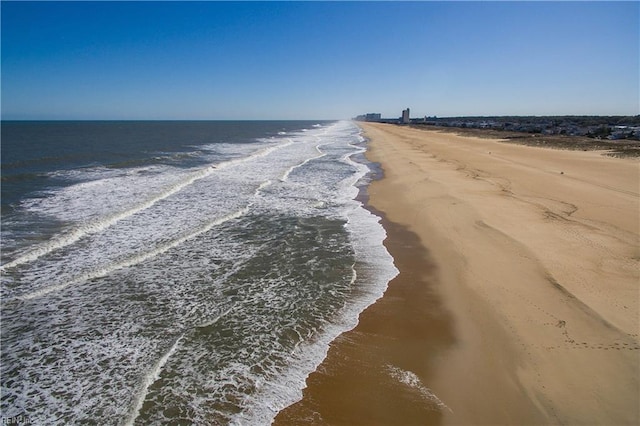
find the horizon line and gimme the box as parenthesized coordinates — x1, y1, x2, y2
(3, 113, 640, 122)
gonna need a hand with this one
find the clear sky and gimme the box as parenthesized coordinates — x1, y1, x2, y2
(2, 1, 638, 120)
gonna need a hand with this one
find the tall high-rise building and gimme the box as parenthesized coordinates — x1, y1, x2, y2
(401, 108, 410, 124)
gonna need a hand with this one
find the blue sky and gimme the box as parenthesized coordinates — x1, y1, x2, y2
(2, 1, 638, 120)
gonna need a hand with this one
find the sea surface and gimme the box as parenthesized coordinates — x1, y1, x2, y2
(0, 120, 397, 425)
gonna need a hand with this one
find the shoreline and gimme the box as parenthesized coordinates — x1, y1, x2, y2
(275, 122, 639, 425)
(274, 192, 457, 426)
(273, 126, 459, 425)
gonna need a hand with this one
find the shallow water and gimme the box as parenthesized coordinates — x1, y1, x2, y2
(1, 120, 397, 424)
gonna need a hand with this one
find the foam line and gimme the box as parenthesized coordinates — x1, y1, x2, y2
(1, 168, 214, 271)
(1, 139, 292, 272)
(349, 263, 357, 286)
(195, 306, 235, 329)
(281, 152, 326, 182)
(124, 307, 236, 425)
(280, 139, 336, 182)
(17, 207, 249, 301)
(257, 180, 273, 193)
(216, 138, 293, 171)
(123, 334, 184, 426)
(386, 365, 453, 413)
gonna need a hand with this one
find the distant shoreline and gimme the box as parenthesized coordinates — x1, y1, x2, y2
(354, 114, 640, 157)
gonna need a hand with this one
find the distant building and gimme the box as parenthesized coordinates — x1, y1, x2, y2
(401, 108, 410, 124)
(354, 113, 382, 122)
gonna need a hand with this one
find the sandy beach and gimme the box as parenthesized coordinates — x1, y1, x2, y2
(275, 122, 639, 425)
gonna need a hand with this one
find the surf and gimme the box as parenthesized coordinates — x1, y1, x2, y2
(1, 138, 295, 272)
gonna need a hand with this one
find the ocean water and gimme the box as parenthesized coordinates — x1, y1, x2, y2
(0, 120, 397, 425)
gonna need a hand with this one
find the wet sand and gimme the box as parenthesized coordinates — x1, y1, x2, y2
(275, 122, 639, 425)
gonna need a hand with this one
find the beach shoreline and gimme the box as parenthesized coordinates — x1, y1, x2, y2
(274, 179, 457, 426)
(275, 122, 639, 425)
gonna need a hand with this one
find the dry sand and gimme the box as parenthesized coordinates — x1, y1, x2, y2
(275, 122, 639, 425)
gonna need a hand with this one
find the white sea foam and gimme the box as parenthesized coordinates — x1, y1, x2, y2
(1, 121, 400, 425)
(17, 206, 250, 300)
(123, 335, 184, 426)
(386, 365, 453, 413)
(232, 123, 399, 425)
(1, 139, 293, 272)
(280, 147, 326, 182)
(2, 167, 206, 270)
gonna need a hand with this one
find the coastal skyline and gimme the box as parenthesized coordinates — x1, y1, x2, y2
(2, 1, 638, 120)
